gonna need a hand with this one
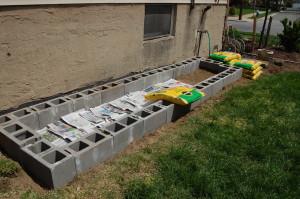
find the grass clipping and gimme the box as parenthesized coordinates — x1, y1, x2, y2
(124, 72, 300, 198)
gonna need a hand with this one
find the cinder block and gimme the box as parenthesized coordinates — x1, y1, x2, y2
(232, 66, 243, 80)
(118, 116, 144, 141)
(11, 108, 40, 130)
(94, 82, 125, 104)
(0, 114, 14, 127)
(225, 68, 239, 82)
(80, 89, 101, 108)
(143, 105, 167, 134)
(200, 59, 223, 73)
(167, 64, 178, 79)
(216, 72, 232, 87)
(206, 77, 224, 95)
(0, 122, 41, 161)
(84, 131, 113, 164)
(180, 61, 189, 75)
(156, 66, 174, 83)
(193, 82, 214, 102)
(152, 100, 175, 123)
(25, 140, 54, 156)
(103, 122, 131, 155)
(21, 147, 76, 189)
(185, 59, 197, 74)
(32, 97, 73, 129)
(66, 93, 89, 112)
(117, 75, 144, 94)
(63, 139, 94, 173)
(142, 71, 160, 89)
(191, 57, 201, 70)
(173, 63, 186, 78)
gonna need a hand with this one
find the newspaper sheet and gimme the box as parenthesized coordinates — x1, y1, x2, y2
(155, 79, 192, 89)
(61, 112, 95, 133)
(90, 103, 127, 121)
(37, 127, 69, 147)
(48, 121, 87, 141)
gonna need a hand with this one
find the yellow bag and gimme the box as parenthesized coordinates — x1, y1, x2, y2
(228, 59, 262, 70)
(145, 87, 205, 106)
(243, 67, 262, 75)
(242, 71, 263, 80)
(209, 51, 241, 62)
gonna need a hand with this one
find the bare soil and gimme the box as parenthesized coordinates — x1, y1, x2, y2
(1, 51, 299, 198)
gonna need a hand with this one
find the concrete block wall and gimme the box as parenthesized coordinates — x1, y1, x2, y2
(0, 57, 243, 189)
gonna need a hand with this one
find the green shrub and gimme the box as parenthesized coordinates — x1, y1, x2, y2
(277, 18, 300, 52)
(229, 6, 236, 16)
(0, 157, 21, 177)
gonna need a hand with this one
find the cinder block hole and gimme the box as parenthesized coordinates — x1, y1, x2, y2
(195, 86, 204, 90)
(102, 130, 111, 135)
(28, 142, 51, 154)
(51, 99, 66, 105)
(208, 80, 215, 83)
(122, 79, 131, 84)
(97, 86, 109, 90)
(36, 103, 51, 110)
(86, 133, 105, 143)
(182, 62, 188, 64)
(233, 67, 240, 69)
(157, 69, 163, 72)
(142, 74, 148, 77)
(221, 73, 229, 76)
(131, 76, 140, 81)
(187, 60, 193, 63)
(212, 61, 221, 64)
(69, 141, 89, 152)
(218, 75, 226, 78)
(175, 64, 181, 66)
(14, 130, 33, 141)
(160, 100, 172, 106)
(106, 123, 125, 132)
(192, 58, 198, 60)
(0, 116, 11, 124)
(201, 83, 209, 86)
(4, 124, 23, 133)
(196, 56, 202, 59)
(229, 69, 236, 72)
(70, 94, 83, 99)
(163, 67, 170, 70)
(170, 65, 176, 68)
(212, 78, 220, 81)
(107, 83, 119, 87)
(135, 110, 151, 118)
(82, 90, 94, 95)
(13, 109, 31, 117)
(43, 151, 66, 164)
(119, 117, 137, 125)
(148, 71, 156, 75)
(147, 105, 162, 112)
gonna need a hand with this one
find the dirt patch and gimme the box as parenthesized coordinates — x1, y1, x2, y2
(176, 68, 215, 85)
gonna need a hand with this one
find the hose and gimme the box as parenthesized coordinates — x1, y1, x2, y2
(197, 30, 211, 56)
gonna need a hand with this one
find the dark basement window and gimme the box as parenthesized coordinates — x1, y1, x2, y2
(144, 4, 176, 40)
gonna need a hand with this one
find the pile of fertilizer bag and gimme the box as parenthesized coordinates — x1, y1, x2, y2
(209, 51, 263, 80)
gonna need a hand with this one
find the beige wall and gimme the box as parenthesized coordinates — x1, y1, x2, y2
(0, 4, 226, 111)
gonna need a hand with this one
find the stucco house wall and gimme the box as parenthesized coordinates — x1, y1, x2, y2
(0, 2, 227, 111)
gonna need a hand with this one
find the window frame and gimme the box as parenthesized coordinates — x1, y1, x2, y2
(143, 4, 176, 41)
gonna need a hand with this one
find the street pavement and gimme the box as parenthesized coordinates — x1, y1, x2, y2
(227, 10, 300, 35)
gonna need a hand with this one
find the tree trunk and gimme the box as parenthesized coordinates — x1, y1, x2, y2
(239, 0, 244, 20)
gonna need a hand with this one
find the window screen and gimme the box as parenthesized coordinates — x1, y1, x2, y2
(144, 4, 174, 40)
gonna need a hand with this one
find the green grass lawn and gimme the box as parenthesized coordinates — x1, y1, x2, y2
(125, 72, 300, 198)
(235, 8, 255, 15)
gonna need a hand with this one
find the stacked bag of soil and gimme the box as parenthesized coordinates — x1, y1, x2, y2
(209, 52, 263, 80)
(227, 59, 263, 80)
